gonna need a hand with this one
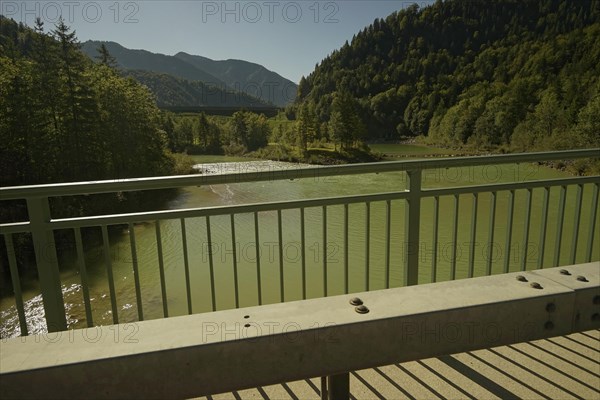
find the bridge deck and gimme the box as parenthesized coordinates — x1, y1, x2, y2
(202, 330, 600, 400)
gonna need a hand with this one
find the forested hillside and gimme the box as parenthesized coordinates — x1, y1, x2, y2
(175, 52, 297, 106)
(294, 0, 600, 154)
(124, 69, 272, 108)
(0, 17, 178, 187)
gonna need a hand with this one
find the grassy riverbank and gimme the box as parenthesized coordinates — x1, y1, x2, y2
(247, 144, 381, 165)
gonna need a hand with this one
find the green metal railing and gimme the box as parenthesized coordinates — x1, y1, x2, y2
(2, 262, 598, 399)
(1, 149, 599, 336)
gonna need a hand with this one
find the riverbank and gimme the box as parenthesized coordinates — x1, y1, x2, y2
(369, 143, 478, 159)
(246, 145, 382, 165)
(183, 140, 597, 173)
(372, 139, 599, 176)
(244, 141, 484, 166)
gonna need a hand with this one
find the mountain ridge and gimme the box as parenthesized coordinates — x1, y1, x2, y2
(81, 41, 297, 107)
(81, 41, 226, 86)
(173, 51, 297, 106)
(123, 69, 273, 109)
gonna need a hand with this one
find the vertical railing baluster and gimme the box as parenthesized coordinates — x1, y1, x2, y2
(254, 212, 262, 305)
(128, 223, 144, 321)
(206, 216, 216, 312)
(520, 189, 532, 271)
(277, 210, 285, 302)
(74, 228, 93, 327)
(365, 202, 370, 291)
(180, 219, 193, 314)
(586, 184, 599, 263)
(553, 186, 566, 267)
(503, 190, 515, 273)
(300, 208, 306, 300)
(344, 204, 349, 294)
(570, 184, 583, 264)
(230, 214, 239, 308)
(26, 197, 67, 332)
(431, 196, 439, 282)
(405, 170, 422, 286)
(101, 225, 118, 324)
(468, 193, 478, 278)
(486, 192, 497, 276)
(450, 194, 459, 280)
(154, 221, 169, 318)
(322, 206, 328, 297)
(4, 234, 28, 336)
(385, 200, 392, 288)
(537, 188, 549, 269)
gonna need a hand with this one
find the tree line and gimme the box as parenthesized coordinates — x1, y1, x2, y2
(0, 16, 180, 189)
(162, 110, 271, 156)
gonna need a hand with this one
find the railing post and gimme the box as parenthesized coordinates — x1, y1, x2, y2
(27, 197, 67, 332)
(321, 373, 350, 400)
(405, 170, 422, 286)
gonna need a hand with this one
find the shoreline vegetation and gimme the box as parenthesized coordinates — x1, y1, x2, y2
(177, 134, 596, 177)
(167, 109, 596, 175)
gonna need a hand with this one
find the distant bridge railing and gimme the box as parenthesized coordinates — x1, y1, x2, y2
(0, 149, 598, 335)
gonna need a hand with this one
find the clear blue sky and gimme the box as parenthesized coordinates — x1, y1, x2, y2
(5, 1, 433, 83)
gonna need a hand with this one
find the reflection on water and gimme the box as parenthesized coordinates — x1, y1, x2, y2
(0, 284, 81, 338)
(193, 160, 311, 175)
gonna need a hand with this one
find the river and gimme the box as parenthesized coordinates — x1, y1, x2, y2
(1, 154, 598, 338)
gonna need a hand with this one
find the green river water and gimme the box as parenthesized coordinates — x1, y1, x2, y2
(1, 154, 598, 337)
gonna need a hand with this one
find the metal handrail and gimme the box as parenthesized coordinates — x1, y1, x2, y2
(0, 191, 410, 233)
(0, 149, 597, 200)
